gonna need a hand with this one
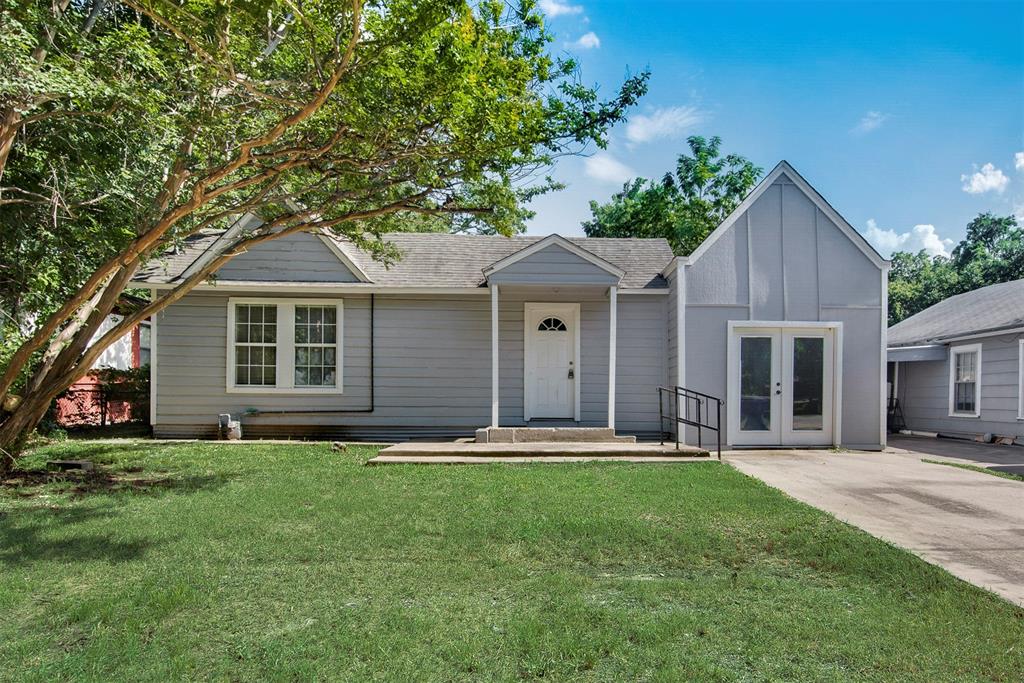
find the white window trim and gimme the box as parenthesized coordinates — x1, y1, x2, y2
(947, 343, 981, 418)
(1018, 339, 1023, 420)
(226, 297, 344, 394)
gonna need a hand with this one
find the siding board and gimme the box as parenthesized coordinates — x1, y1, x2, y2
(155, 289, 666, 437)
(215, 232, 359, 282)
(897, 333, 1024, 440)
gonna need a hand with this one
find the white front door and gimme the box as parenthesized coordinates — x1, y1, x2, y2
(524, 303, 579, 420)
(728, 325, 837, 446)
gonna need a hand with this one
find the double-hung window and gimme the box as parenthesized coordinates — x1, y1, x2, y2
(227, 299, 343, 393)
(948, 343, 981, 418)
(1018, 339, 1023, 420)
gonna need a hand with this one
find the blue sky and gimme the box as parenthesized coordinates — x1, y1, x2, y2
(524, 0, 1024, 257)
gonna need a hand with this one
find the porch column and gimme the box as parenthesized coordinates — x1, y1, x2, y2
(608, 285, 617, 429)
(491, 284, 499, 427)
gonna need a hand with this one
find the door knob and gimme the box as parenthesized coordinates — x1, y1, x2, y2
(775, 389, 781, 395)
(568, 368, 575, 379)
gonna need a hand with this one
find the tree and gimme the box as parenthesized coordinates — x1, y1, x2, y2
(583, 135, 761, 255)
(0, 0, 648, 466)
(887, 213, 1022, 325)
(887, 251, 957, 325)
(1, 0, 173, 352)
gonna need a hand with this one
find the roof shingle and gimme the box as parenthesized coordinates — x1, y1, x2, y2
(888, 278, 1024, 347)
(136, 232, 674, 289)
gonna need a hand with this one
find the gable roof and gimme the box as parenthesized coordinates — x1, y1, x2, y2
(887, 278, 1024, 347)
(482, 234, 625, 280)
(134, 232, 673, 290)
(680, 160, 888, 271)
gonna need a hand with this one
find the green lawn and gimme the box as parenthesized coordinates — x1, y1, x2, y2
(921, 458, 1024, 483)
(1, 441, 1021, 682)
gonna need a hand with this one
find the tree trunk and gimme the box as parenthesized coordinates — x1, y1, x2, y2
(0, 392, 53, 475)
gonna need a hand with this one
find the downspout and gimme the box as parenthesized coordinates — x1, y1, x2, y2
(250, 293, 375, 415)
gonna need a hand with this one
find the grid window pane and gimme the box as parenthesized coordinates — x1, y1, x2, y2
(294, 305, 338, 387)
(953, 350, 978, 413)
(234, 304, 278, 386)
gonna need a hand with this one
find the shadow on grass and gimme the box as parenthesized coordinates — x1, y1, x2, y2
(0, 505, 156, 565)
(22, 442, 162, 465)
(0, 469, 230, 565)
(2, 467, 231, 498)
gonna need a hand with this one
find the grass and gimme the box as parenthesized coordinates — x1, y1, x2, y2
(1, 441, 1022, 682)
(921, 458, 1024, 483)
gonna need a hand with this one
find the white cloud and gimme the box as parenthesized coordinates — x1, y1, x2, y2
(960, 162, 1009, 194)
(864, 219, 955, 258)
(625, 106, 704, 145)
(539, 0, 583, 18)
(1015, 151, 1024, 171)
(572, 31, 600, 49)
(584, 153, 635, 185)
(851, 111, 888, 134)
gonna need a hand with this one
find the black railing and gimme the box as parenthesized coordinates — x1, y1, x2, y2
(658, 386, 723, 458)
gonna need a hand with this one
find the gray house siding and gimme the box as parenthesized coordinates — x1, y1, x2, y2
(215, 232, 360, 282)
(486, 244, 620, 286)
(895, 332, 1024, 441)
(680, 173, 885, 448)
(153, 290, 667, 439)
(666, 268, 678, 390)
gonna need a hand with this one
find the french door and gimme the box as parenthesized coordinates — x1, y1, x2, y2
(728, 325, 836, 446)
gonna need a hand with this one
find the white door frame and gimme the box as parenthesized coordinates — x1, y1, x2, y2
(524, 302, 581, 421)
(726, 321, 843, 447)
(780, 328, 835, 446)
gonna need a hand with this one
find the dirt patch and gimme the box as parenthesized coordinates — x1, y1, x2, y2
(2, 466, 205, 498)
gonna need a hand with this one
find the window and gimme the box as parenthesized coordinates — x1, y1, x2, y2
(1019, 339, 1023, 420)
(948, 344, 981, 417)
(294, 305, 337, 387)
(227, 299, 343, 393)
(537, 317, 567, 332)
(234, 304, 277, 386)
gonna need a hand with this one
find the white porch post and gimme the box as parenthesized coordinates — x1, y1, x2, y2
(608, 285, 617, 429)
(491, 284, 499, 427)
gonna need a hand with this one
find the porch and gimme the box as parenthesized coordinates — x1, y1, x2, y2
(484, 235, 635, 432)
(369, 439, 710, 464)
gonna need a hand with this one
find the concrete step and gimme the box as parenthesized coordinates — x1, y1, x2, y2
(375, 441, 710, 460)
(476, 427, 636, 444)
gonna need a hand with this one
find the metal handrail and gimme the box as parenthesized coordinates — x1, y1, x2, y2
(657, 385, 723, 458)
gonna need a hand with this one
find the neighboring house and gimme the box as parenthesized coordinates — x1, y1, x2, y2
(888, 279, 1024, 444)
(57, 296, 151, 426)
(133, 161, 888, 449)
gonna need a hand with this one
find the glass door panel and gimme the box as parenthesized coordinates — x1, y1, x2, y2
(781, 330, 834, 445)
(732, 331, 781, 445)
(791, 337, 824, 431)
(740, 337, 774, 432)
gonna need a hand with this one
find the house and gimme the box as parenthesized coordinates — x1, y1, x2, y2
(133, 161, 888, 449)
(888, 279, 1024, 444)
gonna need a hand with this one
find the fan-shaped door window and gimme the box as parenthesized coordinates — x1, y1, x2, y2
(537, 317, 567, 332)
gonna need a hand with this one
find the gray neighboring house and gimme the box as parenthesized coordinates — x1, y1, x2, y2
(134, 161, 889, 448)
(888, 279, 1024, 444)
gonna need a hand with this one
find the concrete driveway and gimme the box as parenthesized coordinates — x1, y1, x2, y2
(724, 439, 1024, 607)
(888, 434, 1024, 477)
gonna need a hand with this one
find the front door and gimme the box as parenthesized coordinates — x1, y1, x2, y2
(729, 325, 836, 446)
(524, 303, 578, 420)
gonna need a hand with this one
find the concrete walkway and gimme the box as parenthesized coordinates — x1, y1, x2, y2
(725, 446, 1024, 607)
(368, 441, 710, 464)
(368, 453, 712, 465)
